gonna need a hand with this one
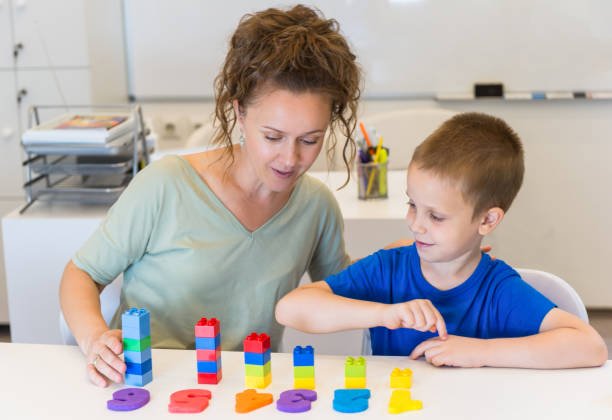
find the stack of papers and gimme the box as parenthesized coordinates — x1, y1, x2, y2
(22, 113, 136, 146)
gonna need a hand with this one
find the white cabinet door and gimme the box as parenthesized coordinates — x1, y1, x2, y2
(15, 68, 91, 132)
(0, 0, 14, 68)
(11, 0, 89, 68)
(0, 71, 22, 197)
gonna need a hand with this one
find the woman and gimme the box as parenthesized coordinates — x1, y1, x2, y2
(59, 4, 361, 387)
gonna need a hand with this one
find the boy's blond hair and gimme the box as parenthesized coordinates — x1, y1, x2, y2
(410, 112, 524, 218)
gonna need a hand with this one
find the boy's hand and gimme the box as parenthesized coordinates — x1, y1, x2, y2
(85, 329, 126, 387)
(383, 299, 447, 339)
(409, 335, 488, 367)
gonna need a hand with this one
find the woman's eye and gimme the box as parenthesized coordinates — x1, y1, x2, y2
(265, 135, 282, 141)
(407, 201, 415, 208)
(301, 137, 319, 145)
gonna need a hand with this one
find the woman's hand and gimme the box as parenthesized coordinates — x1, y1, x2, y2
(85, 329, 125, 387)
(382, 299, 447, 339)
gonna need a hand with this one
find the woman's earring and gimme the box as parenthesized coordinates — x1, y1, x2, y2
(239, 133, 245, 146)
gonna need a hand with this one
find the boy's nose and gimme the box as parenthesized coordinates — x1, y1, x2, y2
(407, 213, 426, 234)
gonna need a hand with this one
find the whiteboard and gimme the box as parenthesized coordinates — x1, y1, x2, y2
(122, 0, 612, 99)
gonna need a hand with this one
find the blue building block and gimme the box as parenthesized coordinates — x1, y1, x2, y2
(125, 370, 153, 387)
(126, 359, 153, 375)
(333, 389, 371, 413)
(197, 358, 222, 374)
(121, 308, 151, 337)
(124, 348, 152, 364)
(244, 349, 271, 365)
(293, 345, 314, 366)
(195, 334, 221, 350)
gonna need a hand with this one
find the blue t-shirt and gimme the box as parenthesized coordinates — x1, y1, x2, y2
(325, 245, 555, 356)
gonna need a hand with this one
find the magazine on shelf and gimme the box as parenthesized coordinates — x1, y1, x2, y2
(22, 112, 135, 145)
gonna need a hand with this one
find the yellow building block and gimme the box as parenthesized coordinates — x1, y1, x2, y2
(245, 373, 272, 389)
(390, 368, 413, 388)
(388, 389, 423, 414)
(345, 376, 366, 389)
(294, 377, 316, 390)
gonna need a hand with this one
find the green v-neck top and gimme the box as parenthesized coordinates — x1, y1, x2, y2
(73, 155, 350, 350)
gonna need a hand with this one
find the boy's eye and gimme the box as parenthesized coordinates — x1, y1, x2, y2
(430, 213, 444, 222)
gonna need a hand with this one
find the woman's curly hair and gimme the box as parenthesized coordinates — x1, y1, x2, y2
(212, 4, 362, 183)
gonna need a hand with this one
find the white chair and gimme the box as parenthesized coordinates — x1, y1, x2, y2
(516, 268, 588, 322)
(361, 268, 588, 355)
(59, 276, 123, 345)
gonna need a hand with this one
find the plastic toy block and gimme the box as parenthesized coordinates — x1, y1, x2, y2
(197, 369, 223, 385)
(194, 317, 220, 338)
(345, 356, 366, 377)
(277, 389, 317, 413)
(125, 370, 153, 387)
(126, 359, 153, 375)
(122, 325, 150, 340)
(195, 335, 221, 350)
(245, 361, 271, 377)
(124, 348, 152, 364)
(196, 348, 220, 361)
(293, 345, 314, 366)
(107, 388, 150, 411)
(168, 389, 212, 413)
(294, 377, 316, 390)
(244, 348, 271, 365)
(245, 372, 272, 389)
(197, 358, 222, 374)
(121, 308, 150, 333)
(123, 336, 151, 352)
(345, 377, 367, 389)
(235, 389, 273, 413)
(390, 368, 413, 389)
(293, 366, 315, 378)
(243, 332, 270, 353)
(388, 389, 423, 413)
(333, 389, 371, 413)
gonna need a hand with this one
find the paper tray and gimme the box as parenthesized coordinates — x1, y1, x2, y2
(30, 174, 132, 204)
(29, 155, 135, 175)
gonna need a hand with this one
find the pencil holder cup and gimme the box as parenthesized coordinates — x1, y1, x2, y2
(357, 161, 388, 200)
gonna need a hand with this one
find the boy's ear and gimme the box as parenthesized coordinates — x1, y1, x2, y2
(478, 207, 505, 236)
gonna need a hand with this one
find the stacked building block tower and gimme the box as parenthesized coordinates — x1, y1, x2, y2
(122, 308, 153, 386)
(345, 356, 367, 389)
(243, 332, 271, 388)
(195, 317, 222, 384)
(293, 345, 315, 389)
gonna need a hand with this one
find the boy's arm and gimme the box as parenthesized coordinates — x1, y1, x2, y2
(275, 281, 447, 337)
(410, 308, 607, 368)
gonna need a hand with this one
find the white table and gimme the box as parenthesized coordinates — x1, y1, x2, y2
(0, 343, 611, 419)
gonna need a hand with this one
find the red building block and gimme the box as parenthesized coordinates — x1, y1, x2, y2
(195, 317, 220, 338)
(196, 347, 221, 362)
(243, 332, 270, 354)
(197, 369, 223, 385)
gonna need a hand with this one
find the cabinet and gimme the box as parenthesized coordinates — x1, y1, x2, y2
(0, 0, 93, 325)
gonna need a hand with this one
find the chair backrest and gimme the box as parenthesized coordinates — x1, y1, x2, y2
(516, 268, 589, 322)
(59, 275, 123, 345)
(360, 267, 588, 355)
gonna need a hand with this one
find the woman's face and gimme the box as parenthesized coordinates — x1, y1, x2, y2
(234, 88, 331, 193)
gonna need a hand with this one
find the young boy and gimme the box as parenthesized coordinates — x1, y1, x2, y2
(276, 112, 607, 368)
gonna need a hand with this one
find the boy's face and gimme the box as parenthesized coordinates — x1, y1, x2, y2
(405, 165, 485, 264)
